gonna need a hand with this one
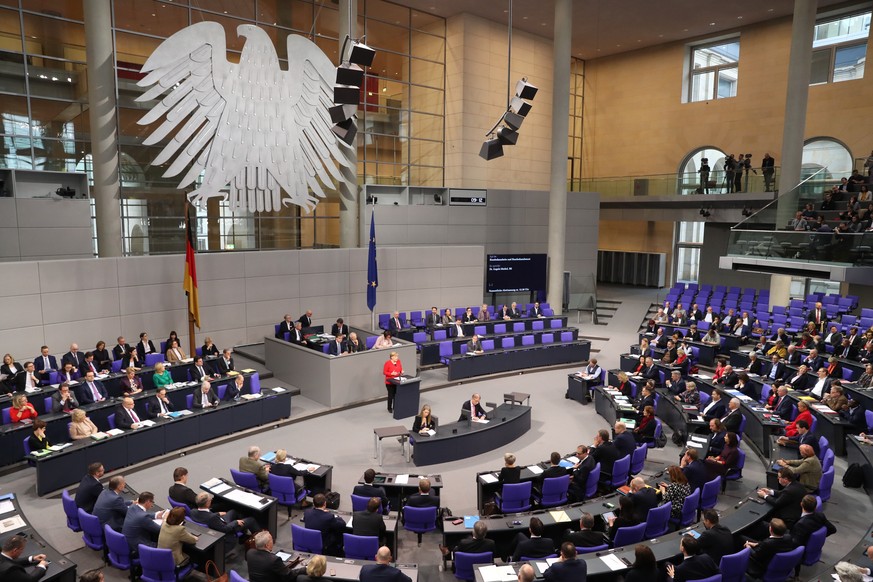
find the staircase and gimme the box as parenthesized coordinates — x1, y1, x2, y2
(595, 299, 620, 326)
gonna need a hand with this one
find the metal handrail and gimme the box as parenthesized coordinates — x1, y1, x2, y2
(731, 166, 830, 229)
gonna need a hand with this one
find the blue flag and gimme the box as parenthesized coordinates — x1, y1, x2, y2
(367, 208, 378, 311)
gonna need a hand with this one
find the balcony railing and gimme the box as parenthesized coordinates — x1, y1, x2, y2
(571, 167, 781, 197)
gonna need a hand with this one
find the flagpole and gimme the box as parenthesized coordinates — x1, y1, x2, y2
(185, 201, 196, 357)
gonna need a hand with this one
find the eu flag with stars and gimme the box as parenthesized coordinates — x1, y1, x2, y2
(367, 208, 378, 311)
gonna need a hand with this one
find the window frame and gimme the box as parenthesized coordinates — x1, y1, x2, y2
(686, 37, 740, 103)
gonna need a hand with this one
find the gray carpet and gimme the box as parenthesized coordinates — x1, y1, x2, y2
(0, 284, 868, 581)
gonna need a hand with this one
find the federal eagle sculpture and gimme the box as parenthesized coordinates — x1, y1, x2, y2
(136, 22, 354, 212)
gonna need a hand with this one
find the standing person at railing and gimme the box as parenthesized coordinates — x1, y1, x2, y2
(762, 152, 775, 192)
(697, 157, 710, 194)
(734, 153, 744, 193)
(724, 154, 736, 193)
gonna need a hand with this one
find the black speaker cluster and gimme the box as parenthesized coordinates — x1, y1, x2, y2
(480, 78, 538, 161)
(331, 39, 377, 145)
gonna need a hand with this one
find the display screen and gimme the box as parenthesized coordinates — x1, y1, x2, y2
(486, 254, 547, 293)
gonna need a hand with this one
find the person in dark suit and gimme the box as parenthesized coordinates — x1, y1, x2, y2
(700, 390, 726, 422)
(680, 449, 708, 494)
(298, 310, 313, 329)
(303, 493, 347, 556)
(50, 383, 79, 414)
(529, 302, 544, 318)
(168, 467, 197, 508)
(785, 364, 811, 391)
(627, 478, 659, 523)
(756, 468, 807, 530)
(765, 355, 787, 383)
(792, 494, 836, 548)
(837, 338, 858, 361)
(76, 462, 105, 513)
(270, 449, 306, 491)
(540, 451, 567, 482)
(404, 479, 440, 509)
(745, 352, 763, 375)
(288, 322, 306, 344)
(188, 357, 212, 384)
(135, 332, 157, 362)
(568, 445, 596, 501)
(666, 536, 718, 582)
(564, 512, 608, 548)
(508, 302, 522, 318)
(347, 332, 366, 353)
(542, 542, 586, 582)
(246, 531, 294, 582)
(767, 385, 794, 420)
(613, 422, 636, 459)
(633, 406, 657, 445)
(354, 468, 390, 513)
(0, 354, 23, 393)
(359, 547, 412, 582)
(511, 517, 555, 562)
(461, 307, 477, 323)
(591, 429, 621, 479)
(426, 307, 442, 331)
(352, 496, 387, 544)
(459, 394, 487, 421)
(388, 311, 405, 334)
(111, 337, 128, 362)
(331, 318, 350, 337)
(808, 302, 827, 328)
(744, 519, 797, 580)
(715, 365, 738, 387)
(705, 431, 739, 479)
(192, 492, 260, 551)
(777, 420, 820, 456)
(720, 399, 743, 433)
(216, 349, 235, 374)
(79, 371, 108, 404)
(193, 381, 219, 409)
(114, 398, 143, 430)
(62, 344, 86, 370)
(706, 419, 726, 457)
(146, 387, 174, 418)
(224, 375, 245, 401)
(201, 337, 220, 357)
(623, 544, 658, 582)
(607, 496, 638, 541)
(635, 383, 656, 415)
(328, 334, 347, 356)
(640, 357, 659, 383)
(93, 476, 131, 531)
(440, 520, 496, 558)
(0, 534, 49, 582)
(32, 346, 58, 386)
(696, 510, 733, 565)
(275, 315, 295, 339)
(119, 368, 144, 396)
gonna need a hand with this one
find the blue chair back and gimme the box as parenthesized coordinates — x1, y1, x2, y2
(378, 314, 390, 330)
(521, 335, 535, 346)
(249, 373, 261, 394)
(439, 341, 453, 358)
(433, 330, 448, 341)
(560, 331, 573, 342)
(351, 494, 383, 513)
(343, 533, 379, 560)
(612, 522, 646, 547)
(366, 335, 379, 349)
(216, 384, 227, 400)
(538, 475, 570, 507)
(186, 394, 194, 409)
(497, 481, 532, 513)
(413, 332, 426, 345)
(576, 544, 608, 554)
(532, 320, 544, 331)
(725, 448, 745, 482)
(145, 353, 162, 367)
(762, 546, 804, 582)
(821, 448, 834, 473)
(699, 477, 721, 510)
(645, 419, 663, 449)
(230, 469, 262, 491)
(481, 340, 495, 351)
(542, 333, 554, 344)
(629, 445, 647, 475)
(643, 502, 671, 537)
(550, 319, 562, 329)
(673, 489, 700, 528)
(111, 360, 123, 373)
(403, 506, 438, 534)
(1, 408, 10, 425)
(501, 337, 515, 349)
(268, 473, 306, 506)
(454, 551, 493, 581)
(585, 463, 600, 499)
(139, 544, 194, 582)
(719, 547, 751, 582)
(78, 508, 105, 551)
(107, 413, 116, 430)
(610, 454, 630, 487)
(105, 524, 136, 571)
(166, 497, 191, 517)
(229, 572, 249, 582)
(22, 435, 31, 457)
(866, 409, 873, 431)
(818, 466, 835, 502)
(62, 490, 81, 532)
(802, 526, 827, 566)
(493, 324, 507, 334)
(512, 322, 524, 333)
(291, 523, 323, 553)
(43, 396, 53, 414)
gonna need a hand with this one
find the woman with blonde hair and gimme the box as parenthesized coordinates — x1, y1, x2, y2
(296, 554, 327, 581)
(498, 452, 521, 485)
(10, 394, 38, 422)
(412, 404, 436, 434)
(201, 337, 219, 357)
(152, 362, 173, 388)
(69, 409, 100, 439)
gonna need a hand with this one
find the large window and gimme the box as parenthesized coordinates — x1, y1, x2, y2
(687, 39, 740, 102)
(811, 11, 870, 84)
(567, 58, 584, 191)
(675, 222, 705, 283)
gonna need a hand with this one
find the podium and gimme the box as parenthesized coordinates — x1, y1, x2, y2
(390, 376, 421, 419)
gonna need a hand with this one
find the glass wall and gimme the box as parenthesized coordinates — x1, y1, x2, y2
(0, 0, 445, 254)
(568, 58, 584, 191)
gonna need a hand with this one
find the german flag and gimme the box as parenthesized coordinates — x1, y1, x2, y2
(183, 208, 200, 329)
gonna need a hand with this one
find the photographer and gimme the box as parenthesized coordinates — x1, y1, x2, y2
(698, 157, 710, 194)
(724, 154, 737, 193)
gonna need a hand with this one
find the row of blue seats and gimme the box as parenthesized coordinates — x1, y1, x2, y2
(378, 303, 555, 329)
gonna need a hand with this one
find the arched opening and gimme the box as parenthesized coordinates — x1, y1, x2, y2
(678, 146, 728, 194)
(802, 137, 853, 187)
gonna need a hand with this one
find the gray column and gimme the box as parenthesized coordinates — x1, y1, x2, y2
(84, 0, 122, 257)
(546, 0, 572, 314)
(338, 0, 360, 248)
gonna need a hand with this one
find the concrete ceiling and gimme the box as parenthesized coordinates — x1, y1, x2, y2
(392, 0, 857, 60)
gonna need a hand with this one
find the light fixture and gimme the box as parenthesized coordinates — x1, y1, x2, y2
(330, 32, 378, 145)
(332, 118, 358, 145)
(479, 138, 504, 161)
(699, 207, 712, 218)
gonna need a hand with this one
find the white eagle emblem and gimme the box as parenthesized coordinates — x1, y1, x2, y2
(136, 22, 353, 212)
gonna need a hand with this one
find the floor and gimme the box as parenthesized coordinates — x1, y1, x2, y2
(1, 283, 868, 582)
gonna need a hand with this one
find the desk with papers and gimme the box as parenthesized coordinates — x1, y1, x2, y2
(474, 454, 581, 510)
(356, 472, 443, 510)
(200, 477, 278, 538)
(259, 451, 333, 494)
(273, 550, 417, 582)
(593, 386, 638, 427)
(787, 393, 854, 456)
(0, 493, 77, 582)
(655, 388, 708, 446)
(446, 341, 590, 381)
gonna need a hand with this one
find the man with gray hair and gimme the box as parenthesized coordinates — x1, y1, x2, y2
(239, 445, 270, 490)
(517, 564, 535, 582)
(720, 398, 743, 433)
(613, 422, 635, 458)
(439, 519, 496, 558)
(565, 512, 608, 548)
(246, 531, 296, 581)
(192, 492, 260, 552)
(193, 380, 219, 409)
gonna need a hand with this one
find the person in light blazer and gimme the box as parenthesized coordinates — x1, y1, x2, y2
(69, 408, 100, 440)
(165, 339, 187, 363)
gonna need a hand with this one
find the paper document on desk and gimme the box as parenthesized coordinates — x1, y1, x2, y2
(271, 387, 286, 393)
(202, 477, 224, 490)
(565, 456, 579, 464)
(25, 387, 41, 393)
(49, 443, 71, 451)
(0, 500, 14, 515)
(686, 441, 704, 449)
(600, 553, 626, 571)
(345, 516, 353, 527)
(549, 510, 569, 522)
(395, 474, 410, 485)
(558, 459, 574, 469)
(139, 420, 156, 427)
(695, 374, 712, 380)
(479, 565, 517, 582)
(474, 419, 490, 424)
(225, 489, 266, 509)
(527, 465, 543, 475)
(480, 473, 498, 484)
(293, 463, 316, 472)
(211, 482, 232, 494)
(106, 428, 124, 436)
(0, 514, 25, 533)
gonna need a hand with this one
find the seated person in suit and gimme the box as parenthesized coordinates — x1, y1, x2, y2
(193, 381, 219, 409)
(94, 476, 131, 531)
(276, 313, 294, 340)
(0, 531, 49, 580)
(122, 491, 168, 551)
(388, 311, 405, 334)
(679, 448, 708, 493)
(69, 408, 100, 440)
(115, 397, 144, 430)
(192, 492, 260, 551)
(120, 367, 144, 396)
(303, 493, 347, 557)
(743, 518, 797, 579)
(792, 494, 836, 548)
(461, 307, 477, 323)
(477, 304, 491, 322)
(82, 372, 107, 404)
(373, 331, 394, 350)
(821, 383, 849, 412)
(700, 390, 726, 421)
(216, 349, 235, 374)
(498, 305, 512, 321)
(359, 547, 412, 582)
(246, 531, 294, 581)
(189, 356, 215, 383)
(165, 339, 187, 363)
(426, 306, 442, 330)
(33, 345, 58, 386)
(51, 382, 79, 414)
(412, 404, 436, 436)
(530, 301, 544, 318)
(613, 422, 636, 459)
(75, 462, 105, 513)
(627, 477, 659, 523)
(591, 429, 621, 479)
(766, 385, 793, 420)
(719, 398, 743, 433)
(543, 543, 587, 582)
(157, 506, 198, 567)
(665, 535, 718, 582)
(224, 374, 245, 401)
(270, 449, 307, 492)
(465, 334, 484, 354)
(564, 512, 608, 548)
(633, 405, 657, 444)
(169, 467, 198, 509)
(298, 310, 314, 329)
(121, 346, 142, 371)
(705, 431, 739, 479)
(498, 452, 522, 485)
(459, 393, 487, 421)
(607, 495, 638, 541)
(635, 383, 656, 415)
(696, 510, 734, 565)
(56, 361, 79, 385)
(12, 361, 38, 394)
(1, 354, 22, 393)
(81, 352, 106, 376)
(201, 336, 220, 357)
(239, 445, 270, 490)
(347, 332, 366, 353)
(62, 343, 86, 371)
(511, 517, 555, 562)
(706, 419, 726, 457)
(152, 362, 173, 389)
(508, 302, 522, 318)
(354, 468, 390, 514)
(785, 364, 811, 391)
(439, 519, 496, 559)
(568, 445, 596, 502)
(405, 478, 440, 510)
(352, 496, 387, 544)
(27, 419, 50, 452)
(777, 444, 822, 493)
(287, 321, 306, 344)
(442, 308, 455, 325)
(328, 333, 347, 356)
(146, 387, 174, 418)
(674, 381, 700, 405)
(112, 337, 128, 362)
(9, 393, 38, 423)
(330, 318, 349, 337)
(540, 451, 568, 482)
(136, 332, 157, 361)
(450, 318, 465, 338)
(808, 366, 832, 399)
